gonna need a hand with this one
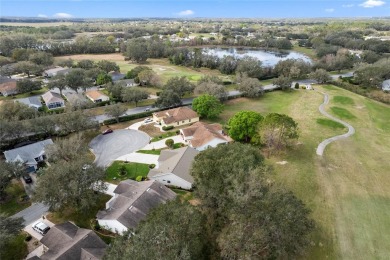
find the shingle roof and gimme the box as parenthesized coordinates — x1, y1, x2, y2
(0, 80, 17, 94)
(42, 91, 64, 104)
(108, 71, 125, 81)
(85, 90, 108, 101)
(4, 139, 53, 164)
(153, 107, 198, 125)
(97, 180, 176, 229)
(39, 222, 107, 260)
(148, 147, 199, 183)
(182, 122, 231, 148)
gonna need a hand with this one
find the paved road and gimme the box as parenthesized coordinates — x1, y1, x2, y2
(89, 129, 150, 167)
(330, 71, 354, 80)
(316, 91, 355, 156)
(12, 203, 49, 226)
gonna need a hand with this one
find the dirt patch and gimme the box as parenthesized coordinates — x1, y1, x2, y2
(189, 199, 201, 206)
(25, 235, 41, 253)
(139, 123, 163, 137)
(56, 53, 126, 62)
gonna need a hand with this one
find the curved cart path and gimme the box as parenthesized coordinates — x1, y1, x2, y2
(316, 91, 355, 156)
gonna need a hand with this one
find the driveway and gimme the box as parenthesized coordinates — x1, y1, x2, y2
(20, 173, 37, 198)
(89, 129, 150, 167)
(24, 218, 55, 240)
(12, 203, 49, 226)
(316, 91, 355, 156)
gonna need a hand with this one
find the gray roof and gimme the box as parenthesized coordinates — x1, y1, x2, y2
(42, 91, 64, 105)
(118, 79, 136, 86)
(39, 222, 107, 260)
(108, 71, 125, 81)
(382, 79, 390, 91)
(0, 76, 16, 84)
(16, 96, 42, 109)
(4, 139, 53, 165)
(148, 147, 199, 184)
(97, 180, 176, 229)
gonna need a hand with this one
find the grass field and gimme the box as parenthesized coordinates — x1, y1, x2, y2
(55, 54, 231, 83)
(105, 161, 150, 183)
(0, 233, 28, 260)
(0, 180, 31, 216)
(316, 118, 346, 129)
(212, 86, 390, 259)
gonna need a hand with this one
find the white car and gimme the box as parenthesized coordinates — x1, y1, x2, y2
(32, 221, 50, 235)
(144, 118, 153, 123)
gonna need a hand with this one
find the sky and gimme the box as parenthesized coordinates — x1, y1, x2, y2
(0, 0, 389, 19)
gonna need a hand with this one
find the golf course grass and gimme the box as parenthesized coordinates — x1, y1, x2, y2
(213, 86, 390, 259)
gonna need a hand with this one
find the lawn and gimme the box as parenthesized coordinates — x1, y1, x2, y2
(0, 180, 31, 216)
(292, 44, 317, 60)
(105, 161, 150, 183)
(150, 131, 177, 142)
(136, 149, 162, 155)
(316, 118, 346, 129)
(212, 86, 390, 259)
(46, 193, 111, 229)
(333, 95, 355, 105)
(330, 106, 356, 119)
(0, 233, 28, 260)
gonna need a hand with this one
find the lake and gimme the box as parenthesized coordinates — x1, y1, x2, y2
(203, 47, 312, 67)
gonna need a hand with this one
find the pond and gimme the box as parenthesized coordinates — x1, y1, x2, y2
(203, 47, 312, 67)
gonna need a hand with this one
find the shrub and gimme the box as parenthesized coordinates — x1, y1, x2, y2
(165, 138, 174, 148)
(175, 130, 180, 135)
(295, 82, 299, 89)
(162, 125, 174, 131)
(301, 86, 306, 89)
(94, 221, 101, 231)
(25, 235, 32, 242)
(149, 164, 156, 169)
(136, 175, 143, 182)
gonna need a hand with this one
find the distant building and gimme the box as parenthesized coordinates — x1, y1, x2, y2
(152, 107, 199, 127)
(43, 67, 72, 78)
(4, 139, 53, 172)
(0, 77, 18, 96)
(117, 79, 138, 87)
(85, 90, 110, 103)
(108, 71, 125, 82)
(382, 79, 390, 92)
(148, 147, 199, 190)
(97, 180, 176, 234)
(42, 91, 65, 109)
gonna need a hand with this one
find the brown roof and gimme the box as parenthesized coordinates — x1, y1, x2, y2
(42, 91, 64, 104)
(148, 146, 199, 183)
(153, 107, 198, 124)
(0, 81, 17, 94)
(85, 90, 108, 101)
(97, 180, 176, 229)
(39, 222, 106, 260)
(182, 122, 231, 148)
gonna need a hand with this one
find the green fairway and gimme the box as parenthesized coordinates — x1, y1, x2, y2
(213, 86, 390, 259)
(330, 106, 356, 119)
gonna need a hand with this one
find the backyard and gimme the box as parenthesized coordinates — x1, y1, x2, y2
(105, 161, 150, 184)
(0, 180, 31, 216)
(209, 86, 390, 259)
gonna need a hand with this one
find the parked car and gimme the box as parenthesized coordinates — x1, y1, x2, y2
(32, 221, 50, 236)
(144, 107, 150, 111)
(102, 128, 113, 135)
(22, 174, 33, 184)
(144, 118, 153, 123)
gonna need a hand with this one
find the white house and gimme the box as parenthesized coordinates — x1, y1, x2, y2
(382, 79, 390, 92)
(148, 147, 199, 190)
(96, 180, 176, 235)
(4, 139, 53, 172)
(180, 122, 232, 151)
(42, 91, 65, 109)
(85, 90, 110, 103)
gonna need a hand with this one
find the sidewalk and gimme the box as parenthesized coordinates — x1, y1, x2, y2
(116, 153, 159, 165)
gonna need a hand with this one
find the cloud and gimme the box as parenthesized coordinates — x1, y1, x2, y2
(176, 10, 194, 16)
(359, 0, 386, 8)
(37, 14, 48, 18)
(53, 12, 74, 18)
(325, 8, 335, 12)
(342, 4, 355, 7)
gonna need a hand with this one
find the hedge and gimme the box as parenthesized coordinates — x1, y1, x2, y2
(162, 125, 174, 131)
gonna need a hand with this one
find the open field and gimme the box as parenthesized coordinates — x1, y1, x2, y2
(0, 22, 74, 27)
(210, 87, 390, 259)
(55, 54, 232, 83)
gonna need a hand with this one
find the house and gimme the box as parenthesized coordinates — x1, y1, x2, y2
(108, 71, 125, 82)
(118, 79, 138, 87)
(152, 107, 199, 127)
(43, 67, 71, 78)
(30, 222, 106, 260)
(0, 77, 18, 96)
(4, 139, 53, 172)
(15, 96, 42, 110)
(97, 180, 176, 235)
(148, 147, 199, 190)
(85, 90, 110, 103)
(42, 91, 65, 109)
(180, 122, 232, 151)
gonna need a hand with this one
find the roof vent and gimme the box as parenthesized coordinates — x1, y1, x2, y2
(129, 206, 133, 210)
(146, 188, 151, 191)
